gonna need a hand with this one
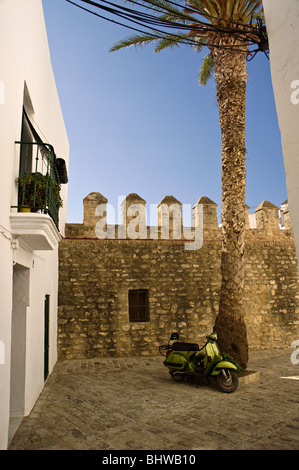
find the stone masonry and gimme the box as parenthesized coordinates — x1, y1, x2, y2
(58, 193, 299, 360)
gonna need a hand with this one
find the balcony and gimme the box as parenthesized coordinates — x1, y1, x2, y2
(10, 141, 68, 250)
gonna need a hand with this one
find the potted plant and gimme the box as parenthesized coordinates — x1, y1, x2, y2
(17, 172, 63, 213)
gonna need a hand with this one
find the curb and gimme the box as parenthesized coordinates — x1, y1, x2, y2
(239, 370, 260, 387)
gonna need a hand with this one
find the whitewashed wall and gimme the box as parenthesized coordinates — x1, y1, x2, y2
(263, 0, 299, 266)
(0, 0, 69, 449)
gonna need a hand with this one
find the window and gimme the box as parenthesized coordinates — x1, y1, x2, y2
(129, 290, 149, 322)
(19, 110, 34, 177)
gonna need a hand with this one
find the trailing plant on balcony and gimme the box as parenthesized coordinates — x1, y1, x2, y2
(17, 172, 63, 213)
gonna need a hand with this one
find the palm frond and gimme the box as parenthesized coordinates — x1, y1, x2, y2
(160, 8, 198, 24)
(128, 0, 198, 22)
(108, 0, 266, 63)
(243, 1, 263, 22)
(185, 1, 215, 21)
(198, 53, 214, 85)
(154, 33, 192, 52)
(109, 33, 159, 52)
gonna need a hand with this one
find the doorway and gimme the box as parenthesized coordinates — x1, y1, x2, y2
(10, 264, 30, 419)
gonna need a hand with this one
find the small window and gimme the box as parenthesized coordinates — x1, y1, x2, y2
(129, 290, 149, 322)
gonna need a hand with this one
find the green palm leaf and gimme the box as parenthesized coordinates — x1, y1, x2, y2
(154, 33, 193, 52)
(110, 33, 159, 52)
(199, 53, 214, 85)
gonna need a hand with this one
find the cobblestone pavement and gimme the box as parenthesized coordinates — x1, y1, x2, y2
(8, 349, 299, 450)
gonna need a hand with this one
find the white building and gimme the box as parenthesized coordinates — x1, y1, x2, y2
(0, 0, 69, 449)
(264, 0, 299, 269)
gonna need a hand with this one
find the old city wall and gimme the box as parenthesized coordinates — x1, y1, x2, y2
(58, 192, 299, 359)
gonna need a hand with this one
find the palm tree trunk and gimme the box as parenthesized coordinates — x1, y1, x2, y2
(212, 40, 249, 369)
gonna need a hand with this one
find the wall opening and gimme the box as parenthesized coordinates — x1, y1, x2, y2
(128, 290, 150, 322)
(10, 263, 30, 418)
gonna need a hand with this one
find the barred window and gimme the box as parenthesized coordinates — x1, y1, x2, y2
(128, 290, 149, 322)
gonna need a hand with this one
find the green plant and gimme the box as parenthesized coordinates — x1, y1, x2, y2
(17, 172, 63, 212)
(222, 352, 243, 374)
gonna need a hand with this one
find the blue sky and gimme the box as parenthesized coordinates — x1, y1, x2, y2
(42, 0, 287, 225)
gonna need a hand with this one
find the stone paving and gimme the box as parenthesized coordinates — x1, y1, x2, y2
(8, 349, 299, 450)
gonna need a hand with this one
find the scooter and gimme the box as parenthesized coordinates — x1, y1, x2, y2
(159, 332, 240, 393)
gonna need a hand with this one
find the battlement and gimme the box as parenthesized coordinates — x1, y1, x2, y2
(65, 192, 292, 244)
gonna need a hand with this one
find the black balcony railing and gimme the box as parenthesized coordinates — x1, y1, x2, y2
(13, 141, 64, 229)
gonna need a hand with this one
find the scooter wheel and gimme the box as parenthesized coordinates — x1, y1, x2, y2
(216, 369, 239, 393)
(170, 371, 185, 383)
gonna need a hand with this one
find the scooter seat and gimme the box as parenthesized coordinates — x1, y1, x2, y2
(171, 342, 199, 351)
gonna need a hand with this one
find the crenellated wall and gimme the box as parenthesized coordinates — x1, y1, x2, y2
(58, 193, 299, 359)
(66, 193, 222, 244)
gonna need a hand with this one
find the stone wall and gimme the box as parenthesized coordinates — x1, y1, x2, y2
(58, 193, 299, 359)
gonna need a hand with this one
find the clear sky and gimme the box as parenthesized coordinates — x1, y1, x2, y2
(42, 0, 287, 226)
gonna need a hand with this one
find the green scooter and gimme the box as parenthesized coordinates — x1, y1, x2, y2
(159, 332, 240, 393)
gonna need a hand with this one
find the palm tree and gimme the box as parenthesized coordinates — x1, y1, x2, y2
(111, 0, 266, 369)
